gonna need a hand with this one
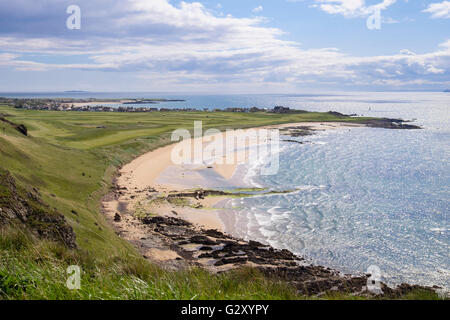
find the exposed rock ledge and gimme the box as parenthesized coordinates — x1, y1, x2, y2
(0, 168, 76, 248)
(103, 191, 437, 297)
(279, 118, 422, 138)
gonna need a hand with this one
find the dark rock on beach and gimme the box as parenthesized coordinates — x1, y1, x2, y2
(189, 235, 217, 245)
(283, 139, 304, 144)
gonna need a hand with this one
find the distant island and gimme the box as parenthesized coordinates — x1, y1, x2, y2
(444, 89, 450, 92)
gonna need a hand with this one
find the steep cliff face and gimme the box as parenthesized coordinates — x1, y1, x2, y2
(0, 168, 76, 248)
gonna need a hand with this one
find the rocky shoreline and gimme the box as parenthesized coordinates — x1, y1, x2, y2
(277, 118, 421, 138)
(103, 182, 437, 298)
(101, 118, 435, 298)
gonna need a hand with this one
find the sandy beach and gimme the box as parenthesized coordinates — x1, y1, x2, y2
(100, 118, 447, 296)
(117, 122, 364, 189)
(104, 122, 365, 237)
(102, 121, 369, 267)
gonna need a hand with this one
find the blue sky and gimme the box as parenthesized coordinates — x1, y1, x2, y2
(0, 0, 449, 92)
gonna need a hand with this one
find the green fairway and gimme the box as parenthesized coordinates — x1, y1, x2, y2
(0, 105, 439, 300)
(2, 107, 374, 149)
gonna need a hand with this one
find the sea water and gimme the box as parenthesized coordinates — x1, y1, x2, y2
(218, 92, 449, 290)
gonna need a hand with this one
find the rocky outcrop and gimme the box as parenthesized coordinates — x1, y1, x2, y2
(167, 190, 229, 200)
(0, 168, 76, 248)
(134, 215, 435, 297)
(0, 116, 28, 136)
(327, 111, 348, 117)
(280, 119, 421, 139)
(139, 215, 302, 269)
(361, 118, 422, 129)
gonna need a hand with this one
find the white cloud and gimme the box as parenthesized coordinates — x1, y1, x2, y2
(311, 0, 397, 17)
(0, 0, 448, 90)
(423, 1, 450, 19)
